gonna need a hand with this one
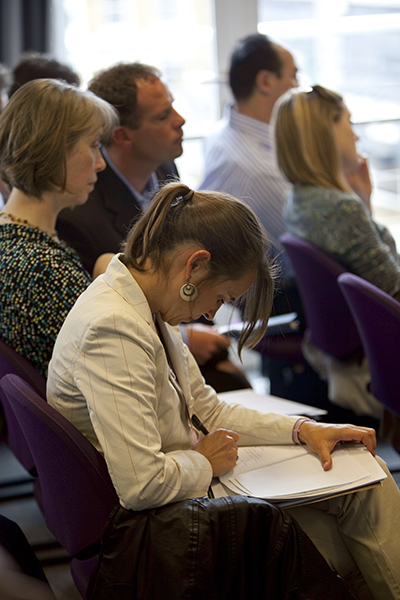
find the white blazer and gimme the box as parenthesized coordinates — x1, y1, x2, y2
(47, 255, 299, 511)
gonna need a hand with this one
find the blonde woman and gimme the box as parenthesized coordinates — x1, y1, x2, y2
(275, 85, 400, 300)
(274, 85, 400, 421)
(0, 79, 117, 375)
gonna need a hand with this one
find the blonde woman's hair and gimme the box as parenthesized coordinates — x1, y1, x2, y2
(0, 78, 118, 198)
(275, 85, 352, 192)
(123, 182, 278, 356)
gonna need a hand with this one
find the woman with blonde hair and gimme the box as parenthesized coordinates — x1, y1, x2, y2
(275, 85, 400, 300)
(48, 181, 400, 600)
(274, 85, 400, 421)
(0, 78, 118, 375)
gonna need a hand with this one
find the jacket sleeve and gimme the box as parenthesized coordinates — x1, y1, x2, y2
(185, 345, 300, 447)
(286, 188, 400, 297)
(72, 311, 213, 511)
(329, 197, 400, 296)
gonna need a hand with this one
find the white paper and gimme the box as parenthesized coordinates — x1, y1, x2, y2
(217, 444, 386, 503)
(220, 445, 309, 480)
(218, 389, 327, 417)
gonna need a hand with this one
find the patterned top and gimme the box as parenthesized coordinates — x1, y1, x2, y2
(199, 105, 293, 277)
(0, 224, 92, 376)
(284, 184, 400, 296)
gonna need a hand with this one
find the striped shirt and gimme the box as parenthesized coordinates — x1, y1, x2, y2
(199, 105, 292, 275)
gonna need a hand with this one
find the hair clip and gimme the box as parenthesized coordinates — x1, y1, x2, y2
(170, 188, 194, 207)
(170, 196, 182, 207)
(182, 188, 194, 201)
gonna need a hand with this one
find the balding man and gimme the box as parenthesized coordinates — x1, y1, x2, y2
(200, 34, 299, 280)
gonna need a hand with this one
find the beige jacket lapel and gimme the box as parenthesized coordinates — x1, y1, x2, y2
(156, 314, 192, 405)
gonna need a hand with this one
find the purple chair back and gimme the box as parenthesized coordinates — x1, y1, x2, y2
(338, 273, 400, 417)
(280, 233, 361, 361)
(0, 339, 46, 396)
(254, 333, 304, 363)
(0, 339, 46, 473)
(0, 374, 118, 559)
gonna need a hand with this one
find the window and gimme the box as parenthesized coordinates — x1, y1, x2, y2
(62, 0, 219, 185)
(104, 0, 128, 23)
(258, 0, 400, 209)
(61, 0, 400, 193)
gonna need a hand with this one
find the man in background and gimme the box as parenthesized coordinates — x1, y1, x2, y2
(8, 50, 79, 97)
(57, 62, 250, 392)
(200, 33, 299, 280)
(200, 35, 326, 404)
(57, 62, 182, 273)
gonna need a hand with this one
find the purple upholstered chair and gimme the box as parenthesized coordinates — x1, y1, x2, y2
(280, 233, 362, 361)
(0, 339, 46, 397)
(0, 374, 119, 598)
(338, 273, 400, 417)
(0, 339, 46, 491)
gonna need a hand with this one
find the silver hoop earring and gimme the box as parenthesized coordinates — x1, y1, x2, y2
(180, 282, 198, 301)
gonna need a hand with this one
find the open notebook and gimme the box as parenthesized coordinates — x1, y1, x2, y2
(212, 443, 386, 508)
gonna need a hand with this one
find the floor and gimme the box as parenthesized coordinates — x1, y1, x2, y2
(1, 178, 400, 599)
(0, 444, 81, 600)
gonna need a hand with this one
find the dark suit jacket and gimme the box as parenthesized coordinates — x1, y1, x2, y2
(57, 161, 179, 274)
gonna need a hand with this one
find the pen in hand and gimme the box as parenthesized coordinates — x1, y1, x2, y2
(191, 413, 209, 436)
(191, 414, 214, 499)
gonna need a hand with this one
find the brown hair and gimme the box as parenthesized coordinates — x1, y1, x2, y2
(0, 78, 118, 198)
(123, 182, 277, 356)
(275, 85, 351, 192)
(9, 50, 80, 97)
(88, 62, 161, 129)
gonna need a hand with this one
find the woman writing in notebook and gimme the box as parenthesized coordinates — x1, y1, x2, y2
(48, 182, 400, 600)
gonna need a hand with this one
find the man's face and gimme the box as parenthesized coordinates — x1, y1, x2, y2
(130, 77, 185, 166)
(270, 46, 299, 103)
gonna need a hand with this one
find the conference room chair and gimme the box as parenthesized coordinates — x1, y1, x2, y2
(279, 233, 362, 362)
(0, 374, 119, 598)
(0, 339, 46, 498)
(338, 272, 400, 454)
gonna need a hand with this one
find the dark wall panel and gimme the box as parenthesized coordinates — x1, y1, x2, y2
(0, 0, 49, 67)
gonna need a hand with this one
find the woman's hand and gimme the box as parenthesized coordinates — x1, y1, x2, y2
(346, 155, 372, 211)
(298, 421, 376, 471)
(193, 428, 239, 477)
